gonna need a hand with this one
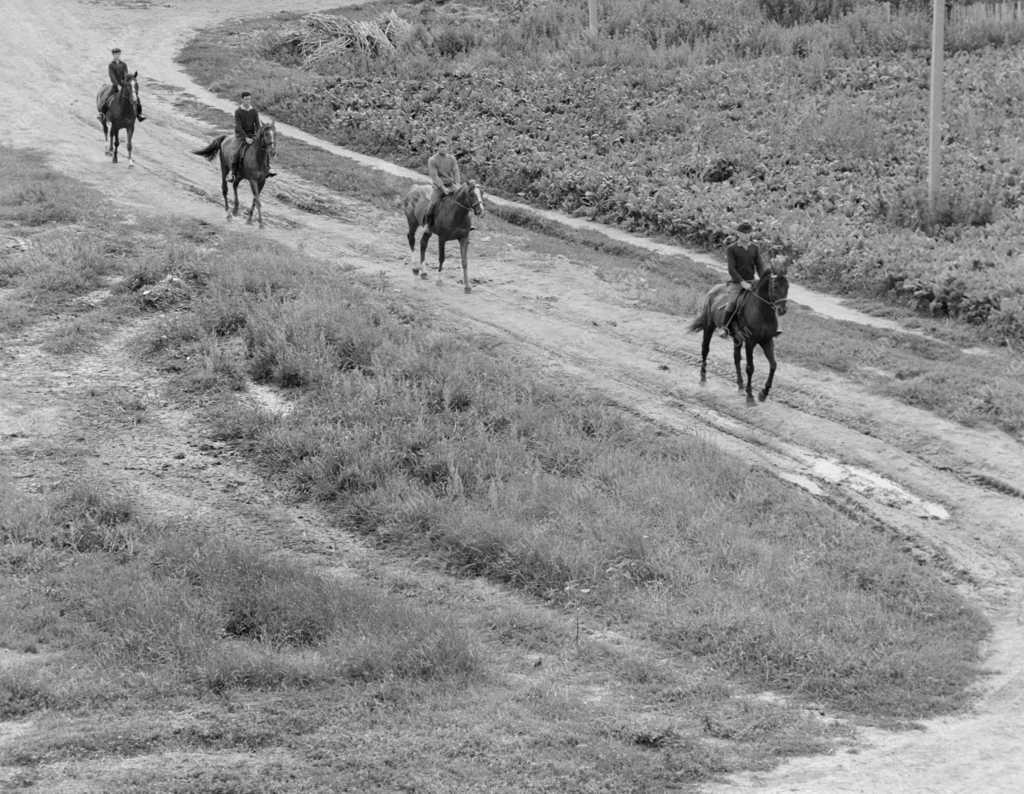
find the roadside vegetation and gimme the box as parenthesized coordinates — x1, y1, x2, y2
(0, 146, 990, 787)
(179, 0, 1024, 346)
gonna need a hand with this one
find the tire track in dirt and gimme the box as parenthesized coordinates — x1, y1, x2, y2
(2, 2, 1024, 790)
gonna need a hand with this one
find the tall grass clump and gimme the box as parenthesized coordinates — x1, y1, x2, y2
(1, 478, 139, 554)
(0, 478, 479, 709)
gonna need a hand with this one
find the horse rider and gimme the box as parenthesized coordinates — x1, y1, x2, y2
(98, 48, 145, 122)
(720, 222, 767, 338)
(227, 91, 275, 181)
(424, 134, 462, 229)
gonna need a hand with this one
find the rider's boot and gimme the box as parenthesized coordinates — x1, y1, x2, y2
(136, 100, 145, 122)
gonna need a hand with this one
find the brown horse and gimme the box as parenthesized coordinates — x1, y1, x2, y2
(191, 122, 277, 228)
(689, 265, 789, 404)
(403, 181, 484, 293)
(97, 72, 138, 166)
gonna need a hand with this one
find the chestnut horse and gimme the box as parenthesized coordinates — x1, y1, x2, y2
(403, 181, 484, 293)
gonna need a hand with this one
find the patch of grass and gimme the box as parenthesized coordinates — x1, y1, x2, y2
(1, 478, 479, 702)
(0, 149, 101, 226)
(137, 228, 987, 719)
(0, 139, 985, 790)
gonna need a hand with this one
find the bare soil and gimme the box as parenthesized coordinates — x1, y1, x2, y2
(1, 1, 1023, 791)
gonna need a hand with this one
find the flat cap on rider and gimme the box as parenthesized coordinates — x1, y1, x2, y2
(111, 47, 121, 54)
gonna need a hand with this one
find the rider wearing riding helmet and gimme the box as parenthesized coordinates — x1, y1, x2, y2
(721, 221, 767, 337)
(99, 48, 145, 121)
(424, 134, 462, 229)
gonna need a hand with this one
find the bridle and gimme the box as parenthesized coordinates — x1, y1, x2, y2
(252, 123, 276, 166)
(750, 269, 788, 314)
(451, 184, 484, 215)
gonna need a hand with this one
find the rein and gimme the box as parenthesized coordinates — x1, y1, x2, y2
(748, 273, 787, 313)
(449, 186, 482, 214)
(245, 125, 275, 171)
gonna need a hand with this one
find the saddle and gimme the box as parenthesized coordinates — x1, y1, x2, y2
(705, 283, 752, 340)
(96, 85, 114, 114)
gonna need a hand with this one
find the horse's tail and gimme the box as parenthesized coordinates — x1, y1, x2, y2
(689, 297, 711, 332)
(192, 135, 227, 161)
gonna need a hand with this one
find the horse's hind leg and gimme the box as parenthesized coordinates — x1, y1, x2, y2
(699, 326, 713, 384)
(407, 223, 420, 276)
(458, 237, 470, 294)
(436, 240, 447, 287)
(418, 232, 431, 279)
(758, 339, 777, 402)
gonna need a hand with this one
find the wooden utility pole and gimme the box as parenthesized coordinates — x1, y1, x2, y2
(588, 0, 598, 35)
(928, 0, 946, 213)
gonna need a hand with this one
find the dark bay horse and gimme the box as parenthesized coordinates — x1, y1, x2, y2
(689, 265, 790, 404)
(97, 72, 138, 166)
(192, 122, 277, 228)
(403, 181, 484, 293)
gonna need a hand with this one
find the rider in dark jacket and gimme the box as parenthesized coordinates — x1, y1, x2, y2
(99, 48, 145, 121)
(721, 222, 767, 337)
(227, 91, 275, 180)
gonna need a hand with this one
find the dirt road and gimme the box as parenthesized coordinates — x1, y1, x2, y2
(1, 1, 1023, 790)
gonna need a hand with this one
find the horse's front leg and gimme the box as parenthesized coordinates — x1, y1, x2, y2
(110, 128, 119, 164)
(126, 128, 134, 167)
(758, 339, 777, 402)
(733, 339, 744, 391)
(435, 239, 446, 287)
(407, 225, 422, 276)
(458, 237, 471, 294)
(744, 341, 756, 405)
(699, 326, 713, 384)
(220, 166, 230, 217)
(418, 231, 431, 279)
(102, 119, 110, 155)
(246, 180, 261, 227)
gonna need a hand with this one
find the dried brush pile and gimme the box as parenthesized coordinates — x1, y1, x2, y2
(268, 10, 415, 65)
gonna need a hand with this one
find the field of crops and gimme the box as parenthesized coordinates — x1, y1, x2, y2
(180, 0, 1024, 344)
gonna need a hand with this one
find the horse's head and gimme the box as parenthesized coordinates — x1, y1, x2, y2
(459, 180, 484, 216)
(256, 121, 277, 158)
(123, 72, 138, 105)
(762, 262, 789, 316)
